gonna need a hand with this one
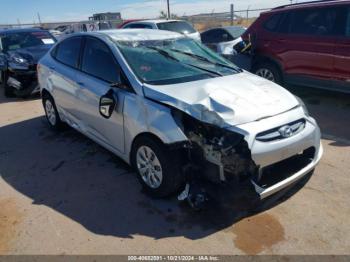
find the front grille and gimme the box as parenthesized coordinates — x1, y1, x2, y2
(254, 147, 315, 189)
(256, 119, 306, 142)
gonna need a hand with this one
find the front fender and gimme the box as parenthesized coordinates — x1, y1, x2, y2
(123, 94, 188, 163)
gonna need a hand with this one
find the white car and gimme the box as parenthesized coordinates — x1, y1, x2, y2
(122, 19, 201, 42)
(38, 29, 322, 206)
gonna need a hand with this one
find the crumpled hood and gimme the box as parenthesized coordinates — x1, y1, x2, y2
(7, 45, 53, 65)
(143, 71, 299, 127)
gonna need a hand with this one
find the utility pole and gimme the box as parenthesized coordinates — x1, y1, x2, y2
(37, 12, 42, 25)
(230, 4, 234, 26)
(246, 5, 250, 22)
(167, 0, 171, 20)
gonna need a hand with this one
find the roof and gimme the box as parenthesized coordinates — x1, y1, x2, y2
(95, 29, 183, 41)
(0, 28, 48, 35)
(267, 0, 350, 13)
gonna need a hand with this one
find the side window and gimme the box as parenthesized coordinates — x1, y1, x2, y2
(125, 23, 152, 29)
(278, 12, 291, 33)
(264, 13, 283, 32)
(346, 8, 350, 36)
(290, 8, 340, 36)
(55, 37, 82, 68)
(81, 37, 120, 83)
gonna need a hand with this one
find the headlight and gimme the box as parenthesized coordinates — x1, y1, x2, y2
(295, 96, 309, 116)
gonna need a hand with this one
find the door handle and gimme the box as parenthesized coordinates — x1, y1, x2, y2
(77, 82, 85, 86)
(49, 66, 55, 70)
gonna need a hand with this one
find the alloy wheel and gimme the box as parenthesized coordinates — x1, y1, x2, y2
(136, 146, 163, 189)
(45, 99, 57, 126)
(256, 68, 276, 82)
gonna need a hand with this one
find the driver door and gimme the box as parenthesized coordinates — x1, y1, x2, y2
(74, 36, 126, 153)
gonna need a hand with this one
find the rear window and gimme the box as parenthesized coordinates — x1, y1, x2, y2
(157, 21, 196, 34)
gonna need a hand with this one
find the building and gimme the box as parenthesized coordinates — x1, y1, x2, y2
(89, 12, 122, 21)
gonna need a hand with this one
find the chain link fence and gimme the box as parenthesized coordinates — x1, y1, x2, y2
(0, 5, 273, 33)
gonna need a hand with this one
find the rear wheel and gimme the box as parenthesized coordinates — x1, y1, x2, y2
(253, 62, 283, 85)
(0, 71, 15, 97)
(131, 136, 184, 198)
(42, 95, 64, 130)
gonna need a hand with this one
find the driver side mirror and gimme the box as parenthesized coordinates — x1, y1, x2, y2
(99, 90, 117, 119)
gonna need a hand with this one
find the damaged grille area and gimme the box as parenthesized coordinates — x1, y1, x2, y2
(172, 108, 258, 183)
(254, 147, 315, 189)
(256, 119, 306, 142)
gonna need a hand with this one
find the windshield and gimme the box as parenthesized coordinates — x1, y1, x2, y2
(157, 21, 196, 34)
(225, 26, 246, 39)
(115, 37, 241, 85)
(1, 31, 56, 52)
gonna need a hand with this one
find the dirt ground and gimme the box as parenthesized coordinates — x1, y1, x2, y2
(0, 86, 349, 255)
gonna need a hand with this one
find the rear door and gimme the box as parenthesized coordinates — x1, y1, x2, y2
(279, 7, 340, 86)
(332, 6, 350, 92)
(74, 36, 126, 153)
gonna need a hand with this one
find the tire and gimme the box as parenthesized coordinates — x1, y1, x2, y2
(131, 136, 184, 198)
(253, 62, 283, 85)
(42, 94, 64, 130)
(1, 71, 15, 97)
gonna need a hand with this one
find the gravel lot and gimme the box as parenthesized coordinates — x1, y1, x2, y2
(0, 86, 349, 255)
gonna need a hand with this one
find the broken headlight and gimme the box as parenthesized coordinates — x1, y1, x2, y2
(9, 54, 29, 65)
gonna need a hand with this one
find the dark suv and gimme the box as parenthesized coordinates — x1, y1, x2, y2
(243, 0, 350, 93)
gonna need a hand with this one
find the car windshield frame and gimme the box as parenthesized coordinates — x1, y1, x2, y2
(0, 31, 56, 52)
(113, 37, 241, 85)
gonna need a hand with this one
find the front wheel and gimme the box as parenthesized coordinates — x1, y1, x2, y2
(253, 62, 283, 85)
(131, 136, 184, 198)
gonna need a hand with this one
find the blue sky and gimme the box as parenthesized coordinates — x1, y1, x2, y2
(0, 0, 296, 24)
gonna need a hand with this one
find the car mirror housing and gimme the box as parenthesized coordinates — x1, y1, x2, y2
(99, 90, 117, 119)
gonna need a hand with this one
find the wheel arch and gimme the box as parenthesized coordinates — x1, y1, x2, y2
(129, 132, 168, 163)
(41, 88, 52, 99)
(252, 55, 284, 74)
(252, 55, 284, 83)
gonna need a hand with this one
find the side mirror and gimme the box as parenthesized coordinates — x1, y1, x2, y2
(99, 90, 117, 119)
(233, 41, 246, 53)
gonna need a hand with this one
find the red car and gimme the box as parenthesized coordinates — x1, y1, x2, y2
(243, 0, 350, 93)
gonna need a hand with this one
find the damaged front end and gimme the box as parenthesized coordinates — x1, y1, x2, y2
(171, 108, 259, 209)
(6, 54, 39, 97)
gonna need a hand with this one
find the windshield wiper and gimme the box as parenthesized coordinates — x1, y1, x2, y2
(146, 46, 223, 76)
(170, 49, 242, 72)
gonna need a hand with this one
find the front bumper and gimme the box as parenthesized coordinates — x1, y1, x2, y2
(7, 67, 39, 95)
(252, 142, 322, 199)
(235, 107, 323, 199)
